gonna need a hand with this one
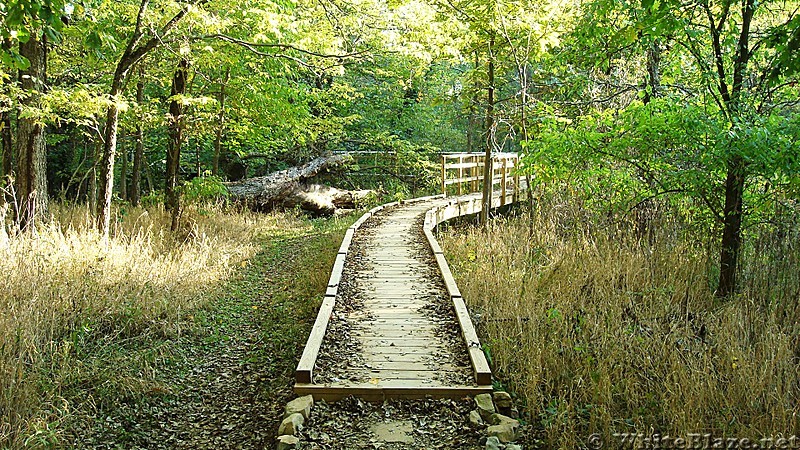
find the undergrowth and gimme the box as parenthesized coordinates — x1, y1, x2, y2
(441, 193, 800, 449)
(0, 203, 351, 448)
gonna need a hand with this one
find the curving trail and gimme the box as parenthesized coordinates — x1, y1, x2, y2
(296, 191, 517, 401)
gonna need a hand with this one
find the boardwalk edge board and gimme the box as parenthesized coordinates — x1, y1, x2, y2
(422, 192, 518, 388)
(294, 383, 492, 402)
(296, 204, 376, 384)
(296, 295, 337, 383)
(295, 190, 518, 395)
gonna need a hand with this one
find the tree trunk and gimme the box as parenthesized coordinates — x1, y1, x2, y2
(248, 182, 374, 216)
(15, 35, 48, 231)
(466, 51, 479, 153)
(119, 131, 128, 201)
(89, 139, 99, 212)
(1, 110, 12, 181)
(480, 34, 495, 228)
(716, 158, 746, 298)
(95, 0, 193, 235)
(1, 97, 11, 234)
(97, 90, 122, 235)
(212, 67, 230, 176)
(643, 41, 661, 104)
(144, 157, 154, 195)
(715, 0, 754, 298)
(131, 71, 144, 206)
(224, 153, 352, 206)
(165, 59, 188, 231)
(1, 38, 12, 183)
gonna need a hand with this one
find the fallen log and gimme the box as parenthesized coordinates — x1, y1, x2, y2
(269, 182, 375, 215)
(224, 154, 375, 215)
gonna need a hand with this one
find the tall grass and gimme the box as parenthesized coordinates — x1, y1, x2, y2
(0, 204, 305, 448)
(442, 194, 800, 448)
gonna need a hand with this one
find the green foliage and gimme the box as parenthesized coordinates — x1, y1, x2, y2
(525, 96, 800, 229)
(180, 174, 229, 205)
(1, 0, 66, 69)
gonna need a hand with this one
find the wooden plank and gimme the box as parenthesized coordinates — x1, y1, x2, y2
(444, 162, 481, 170)
(444, 175, 482, 185)
(364, 361, 464, 371)
(363, 353, 434, 363)
(356, 337, 438, 347)
(294, 383, 491, 402)
(360, 303, 429, 310)
(296, 187, 535, 397)
(457, 155, 463, 196)
(338, 228, 355, 254)
(353, 322, 438, 332)
(361, 346, 437, 356)
(327, 253, 347, 287)
(434, 253, 462, 298)
(295, 295, 336, 383)
(353, 329, 437, 338)
(366, 317, 435, 324)
(452, 296, 492, 385)
(364, 277, 425, 283)
(425, 229, 443, 254)
(362, 369, 444, 380)
(363, 287, 422, 294)
(353, 271, 419, 277)
(354, 309, 423, 317)
(350, 212, 372, 229)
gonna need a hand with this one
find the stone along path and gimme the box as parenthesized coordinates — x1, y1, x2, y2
(296, 196, 492, 400)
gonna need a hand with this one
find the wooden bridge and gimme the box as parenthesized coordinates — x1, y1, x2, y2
(294, 153, 521, 401)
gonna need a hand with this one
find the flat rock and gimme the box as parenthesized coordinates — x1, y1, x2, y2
(506, 444, 522, 450)
(475, 393, 496, 421)
(490, 413, 519, 427)
(486, 436, 502, 450)
(492, 391, 513, 410)
(468, 409, 484, 428)
(285, 395, 314, 420)
(278, 413, 305, 436)
(277, 434, 300, 450)
(487, 424, 518, 443)
(488, 413, 520, 443)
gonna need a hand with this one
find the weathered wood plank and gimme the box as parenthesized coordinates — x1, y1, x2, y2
(452, 296, 492, 385)
(327, 253, 347, 287)
(364, 361, 463, 371)
(361, 346, 437, 355)
(434, 253, 462, 299)
(338, 228, 355, 254)
(294, 383, 491, 401)
(356, 337, 439, 347)
(350, 212, 372, 229)
(295, 295, 336, 383)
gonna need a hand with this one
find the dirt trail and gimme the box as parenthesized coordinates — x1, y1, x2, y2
(62, 235, 334, 449)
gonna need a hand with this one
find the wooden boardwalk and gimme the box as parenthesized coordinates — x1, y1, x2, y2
(295, 154, 521, 401)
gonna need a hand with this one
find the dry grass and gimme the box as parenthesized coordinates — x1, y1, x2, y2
(0, 203, 308, 448)
(442, 195, 800, 448)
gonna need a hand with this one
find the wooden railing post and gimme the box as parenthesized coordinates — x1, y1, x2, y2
(514, 155, 520, 202)
(441, 154, 446, 196)
(458, 155, 463, 196)
(501, 156, 507, 206)
(472, 154, 479, 193)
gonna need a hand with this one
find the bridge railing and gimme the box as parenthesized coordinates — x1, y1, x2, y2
(440, 152, 520, 204)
